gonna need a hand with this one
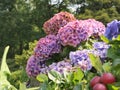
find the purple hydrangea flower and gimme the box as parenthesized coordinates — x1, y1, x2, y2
(34, 35, 61, 61)
(69, 50, 92, 71)
(43, 11, 76, 35)
(57, 20, 89, 47)
(26, 55, 48, 77)
(93, 42, 110, 59)
(104, 20, 120, 40)
(48, 60, 72, 73)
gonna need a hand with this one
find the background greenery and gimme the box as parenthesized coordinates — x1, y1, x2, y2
(0, 0, 120, 89)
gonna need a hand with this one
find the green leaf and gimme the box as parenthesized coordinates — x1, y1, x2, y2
(100, 35, 109, 43)
(0, 46, 17, 90)
(112, 64, 120, 80)
(27, 87, 40, 90)
(48, 70, 63, 84)
(0, 79, 17, 90)
(20, 82, 39, 90)
(102, 62, 112, 72)
(39, 82, 50, 90)
(116, 35, 120, 41)
(107, 83, 120, 90)
(0, 46, 11, 77)
(63, 71, 73, 83)
(73, 84, 82, 90)
(73, 68, 84, 84)
(89, 54, 103, 74)
(19, 83, 26, 90)
(112, 59, 120, 66)
(36, 74, 48, 82)
(107, 47, 120, 60)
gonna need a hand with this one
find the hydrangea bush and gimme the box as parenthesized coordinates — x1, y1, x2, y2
(25, 11, 120, 90)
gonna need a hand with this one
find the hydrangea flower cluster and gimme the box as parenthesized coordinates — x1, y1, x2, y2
(105, 20, 120, 40)
(48, 60, 72, 73)
(57, 20, 89, 47)
(26, 11, 108, 78)
(43, 11, 76, 35)
(26, 35, 61, 77)
(26, 55, 48, 77)
(69, 42, 110, 71)
(69, 50, 92, 71)
(93, 42, 110, 59)
(83, 19, 106, 37)
(57, 19, 105, 47)
(34, 34, 61, 61)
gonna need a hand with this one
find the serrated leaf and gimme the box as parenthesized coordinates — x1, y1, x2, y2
(39, 82, 51, 90)
(107, 47, 120, 60)
(36, 74, 48, 82)
(0, 79, 17, 90)
(63, 71, 73, 83)
(19, 83, 26, 90)
(113, 59, 120, 66)
(100, 35, 109, 43)
(48, 70, 63, 84)
(116, 35, 120, 41)
(89, 54, 103, 74)
(111, 65, 120, 80)
(73, 68, 84, 84)
(107, 83, 120, 90)
(73, 84, 82, 90)
(102, 62, 111, 72)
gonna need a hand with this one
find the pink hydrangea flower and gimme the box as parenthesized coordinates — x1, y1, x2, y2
(43, 11, 76, 35)
(83, 19, 105, 37)
(57, 20, 89, 47)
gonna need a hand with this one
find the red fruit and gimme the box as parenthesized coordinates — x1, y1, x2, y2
(90, 76, 101, 87)
(93, 83, 107, 90)
(100, 73, 116, 85)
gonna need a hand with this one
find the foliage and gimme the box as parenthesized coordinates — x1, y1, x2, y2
(8, 69, 28, 89)
(76, 0, 120, 24)
(1, 0, 120, 90)
(0, 46, 17, 90)
(15, 40, 37, 68)
(0, 46, 39, 90)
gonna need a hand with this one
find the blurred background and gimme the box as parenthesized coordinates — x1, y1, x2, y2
(0, 0, 120, 88)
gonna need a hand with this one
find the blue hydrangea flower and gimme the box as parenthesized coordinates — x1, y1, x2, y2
(69, 50, 92, 71)
(93, 42, 110, 59)
(104, 20, 120, 40)
(48, 60, 72, 73)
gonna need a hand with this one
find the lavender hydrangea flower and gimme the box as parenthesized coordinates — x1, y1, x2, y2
(34, 35, 61, 61)
(26, 55, 48, 77)
(48, 60, 72, 73)
(104, 20, 120, 40)
(93, 42, 110, 59)
(57, 20, 89, 47)
(43, 11, 76, 35)
(69, 50, 92, 71)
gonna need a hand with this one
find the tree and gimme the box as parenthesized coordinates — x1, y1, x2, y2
(74, 0, 120, 24)
(0, 0, 72, 58)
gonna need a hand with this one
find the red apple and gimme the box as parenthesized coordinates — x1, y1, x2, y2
(93, 83, 107, 90)
(90, 76, 101, 87)
(100, 73, 116, 85)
